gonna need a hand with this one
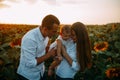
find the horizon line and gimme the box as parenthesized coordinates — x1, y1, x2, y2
(0, 22, 120, 25)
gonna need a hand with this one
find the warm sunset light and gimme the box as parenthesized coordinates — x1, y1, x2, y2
(0, 1, 120, 79)
(0, 0, 120, 25)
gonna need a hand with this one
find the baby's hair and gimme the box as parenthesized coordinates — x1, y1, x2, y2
(60, 25, 71, 34)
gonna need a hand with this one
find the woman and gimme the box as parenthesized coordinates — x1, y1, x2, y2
(56, 22, 92, 80)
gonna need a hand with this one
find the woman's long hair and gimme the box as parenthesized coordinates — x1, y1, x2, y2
(71, 22, 92, 72)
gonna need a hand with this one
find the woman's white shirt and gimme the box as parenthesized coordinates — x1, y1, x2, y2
(49, 35, 80, 78)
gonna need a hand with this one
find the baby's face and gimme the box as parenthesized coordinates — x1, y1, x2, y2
(61, 31, 71, 40)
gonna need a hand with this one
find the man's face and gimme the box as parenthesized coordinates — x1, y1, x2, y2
(46, 23, 59, 38)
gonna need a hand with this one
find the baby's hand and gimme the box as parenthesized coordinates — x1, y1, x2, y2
(54, 56, 63, 61)
(58, 56, 63, 61)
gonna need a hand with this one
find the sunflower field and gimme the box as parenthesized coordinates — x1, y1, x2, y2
(0, 23, 120, 80)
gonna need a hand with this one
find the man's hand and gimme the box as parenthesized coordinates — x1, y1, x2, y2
(47, 48, 57, 58)
(36, 48, 57, 65)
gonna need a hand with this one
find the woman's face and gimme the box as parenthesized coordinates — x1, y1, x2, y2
(71, 30, 77, 42)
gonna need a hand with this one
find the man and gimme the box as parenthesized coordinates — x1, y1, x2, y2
(17, 14, 60, 80)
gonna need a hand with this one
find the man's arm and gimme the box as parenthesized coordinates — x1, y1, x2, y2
(36, 48, 56, 65)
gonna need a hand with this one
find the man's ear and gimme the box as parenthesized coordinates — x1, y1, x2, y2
(43, 27, 48, 31)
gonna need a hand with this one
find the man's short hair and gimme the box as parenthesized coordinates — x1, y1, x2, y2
(41, 14, 60, 29)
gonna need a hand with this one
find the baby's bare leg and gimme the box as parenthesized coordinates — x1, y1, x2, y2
(48, 59, 61, 76)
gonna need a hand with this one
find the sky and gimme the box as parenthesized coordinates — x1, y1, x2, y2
(0, 0, 120, 25)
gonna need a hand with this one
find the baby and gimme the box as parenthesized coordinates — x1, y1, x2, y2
(48, 25, 72, 76)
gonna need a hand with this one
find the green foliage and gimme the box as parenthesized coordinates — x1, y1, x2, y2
(0, 23, 120, 80)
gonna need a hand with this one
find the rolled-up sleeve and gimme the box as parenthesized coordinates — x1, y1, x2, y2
(71, 61, 80, 71)
(21, 38, 37, 68)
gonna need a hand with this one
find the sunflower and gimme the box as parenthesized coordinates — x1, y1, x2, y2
(105, 67, 120, 78)
(9, 38, 22, 48)
(94, 42, 109, 52)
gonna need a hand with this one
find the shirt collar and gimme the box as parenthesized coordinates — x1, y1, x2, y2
(37, 26, 45, 41)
